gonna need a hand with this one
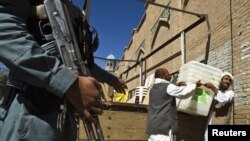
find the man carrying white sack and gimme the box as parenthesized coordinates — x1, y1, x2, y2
(203, 72, 235, 140)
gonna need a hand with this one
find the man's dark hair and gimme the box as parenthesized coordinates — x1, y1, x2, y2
(154, 68, 168, 79)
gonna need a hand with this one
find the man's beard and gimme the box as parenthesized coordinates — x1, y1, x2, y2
(219, 83, 229, 92)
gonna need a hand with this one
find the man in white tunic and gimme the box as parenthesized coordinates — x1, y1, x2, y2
(204, 72, 234, 140)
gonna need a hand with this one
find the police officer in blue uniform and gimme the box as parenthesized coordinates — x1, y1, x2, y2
(0, 0, 126, 140)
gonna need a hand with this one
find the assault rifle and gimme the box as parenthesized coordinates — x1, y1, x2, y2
(41, 0, 104, 140)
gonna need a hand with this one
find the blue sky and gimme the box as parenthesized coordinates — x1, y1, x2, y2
(73, 0, 145, 68)
(0, 0, 145, 72)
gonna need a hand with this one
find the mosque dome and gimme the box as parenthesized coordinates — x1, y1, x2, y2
(106, 54, 116, 60)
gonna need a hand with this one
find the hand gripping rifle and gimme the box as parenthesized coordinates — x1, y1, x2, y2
(42, 0, 104, 140)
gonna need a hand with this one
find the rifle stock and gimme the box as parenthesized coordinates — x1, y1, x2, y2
(43, 0, 104, 140)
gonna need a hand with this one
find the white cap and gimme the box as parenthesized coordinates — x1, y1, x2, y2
(220, 72, 234, 81)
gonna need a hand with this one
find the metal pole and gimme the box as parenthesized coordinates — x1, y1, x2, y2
(181, 32, 186, 65)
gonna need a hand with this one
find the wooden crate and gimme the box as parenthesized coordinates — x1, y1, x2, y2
(79, 102, 207, 141)
(79, 102, 148, 141)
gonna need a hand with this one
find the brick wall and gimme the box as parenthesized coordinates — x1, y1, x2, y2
(115, 0, 250, 140)
(231, 0, 250, 124)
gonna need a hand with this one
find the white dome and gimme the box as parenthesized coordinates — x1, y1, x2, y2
(106, 54, 115, 60)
